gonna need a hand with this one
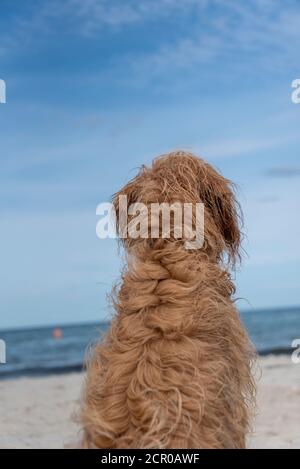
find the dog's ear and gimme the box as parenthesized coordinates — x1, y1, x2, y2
(197, 162, 242, 264)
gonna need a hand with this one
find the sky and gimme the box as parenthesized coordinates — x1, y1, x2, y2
(0, 0, 300, 329)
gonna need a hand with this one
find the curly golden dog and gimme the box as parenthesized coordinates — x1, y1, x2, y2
(80, 151, 256, 448)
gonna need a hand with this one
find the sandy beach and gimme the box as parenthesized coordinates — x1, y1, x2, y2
(0, 355, 299, 449)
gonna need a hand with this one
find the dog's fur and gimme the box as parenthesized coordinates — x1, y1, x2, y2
(80, 151, 256, 448)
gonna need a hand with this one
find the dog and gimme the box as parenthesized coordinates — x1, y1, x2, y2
(80, 151, 256, 448)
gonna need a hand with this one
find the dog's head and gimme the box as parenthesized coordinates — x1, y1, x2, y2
(112, 151, 242, 265)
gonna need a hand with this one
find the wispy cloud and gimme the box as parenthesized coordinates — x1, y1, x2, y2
(126, 0, 300, 81)
(0, 0, 204, 48)
(3, 0, 300, 71)
(197, 133, 300, 160)
(56, 0, 205, 32)
(256, 195, 279, 204)
(264, 166, 300, 178)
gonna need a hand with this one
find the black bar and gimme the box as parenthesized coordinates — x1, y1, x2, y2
(0, 449, 298, 466)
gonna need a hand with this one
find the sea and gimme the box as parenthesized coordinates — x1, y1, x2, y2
(0, 306, 299, 379)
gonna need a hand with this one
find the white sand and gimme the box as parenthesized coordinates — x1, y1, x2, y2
(0, 355, 299, 449)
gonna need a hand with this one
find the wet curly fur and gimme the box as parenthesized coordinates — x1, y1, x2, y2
(80, 151, 256, 448)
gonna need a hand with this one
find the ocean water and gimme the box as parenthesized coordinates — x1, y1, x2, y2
(0, 306, 299, 379)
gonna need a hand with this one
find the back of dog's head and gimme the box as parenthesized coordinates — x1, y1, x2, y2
(112, 151, 242, 265)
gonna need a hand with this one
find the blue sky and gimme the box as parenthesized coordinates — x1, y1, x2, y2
(0, 0, 300, 328)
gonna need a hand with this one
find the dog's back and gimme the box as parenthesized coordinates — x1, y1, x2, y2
(80, 152, 256, 448)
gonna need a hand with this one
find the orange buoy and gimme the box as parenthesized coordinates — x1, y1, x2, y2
(52, 328, 63, 340)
